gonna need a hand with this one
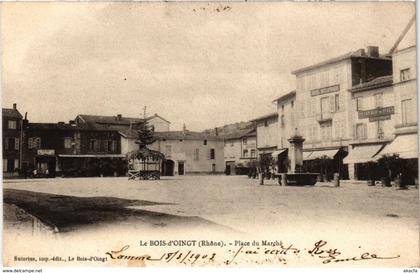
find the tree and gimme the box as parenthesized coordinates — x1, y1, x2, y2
(135, 120, 156, 149)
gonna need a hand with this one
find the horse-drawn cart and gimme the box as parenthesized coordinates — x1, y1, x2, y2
(127, 148, 165, 180)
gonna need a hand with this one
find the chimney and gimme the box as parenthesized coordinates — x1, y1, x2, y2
(367, 46, 379, 58)
(13, 103, 16, 110)
(117, 114, 122, 120)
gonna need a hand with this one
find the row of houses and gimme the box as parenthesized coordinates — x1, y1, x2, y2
(2, 110, 225, 177)
(244, 45, 417, 180)
(2, 45, 417, 180)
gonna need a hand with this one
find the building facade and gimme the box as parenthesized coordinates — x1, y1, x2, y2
(2, 104, 24, 177)
(251, 113, 279, 155)
(224, 130, 257, 175)
(375, 46, 418, 167)
(292, 46, 393, 178)
(120, 129, 225, 175)
(23, 122, 123, 177)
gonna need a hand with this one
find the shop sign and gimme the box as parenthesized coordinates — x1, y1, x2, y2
(37, 149, 55, 156)
(310, 84, 340, 96)
(358, 106, 394, 119)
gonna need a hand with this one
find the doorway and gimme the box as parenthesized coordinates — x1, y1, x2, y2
(163, 160, 175, 176)
(178, 161, 185, 175)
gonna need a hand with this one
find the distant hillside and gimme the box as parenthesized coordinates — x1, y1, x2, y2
(203, 121, 256, 139)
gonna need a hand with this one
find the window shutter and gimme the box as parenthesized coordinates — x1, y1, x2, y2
(363, 124, 367, 139)
(15, 138, 19, 150)
(339, 94, 345, 111)
(329, 96, 335, 112)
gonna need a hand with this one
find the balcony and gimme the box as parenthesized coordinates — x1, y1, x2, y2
(315, 112, 332, 123)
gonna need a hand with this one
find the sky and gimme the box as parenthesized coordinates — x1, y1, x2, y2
(1, 2, 416, 131)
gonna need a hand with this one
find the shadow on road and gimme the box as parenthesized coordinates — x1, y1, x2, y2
(3, 189, 229, 233)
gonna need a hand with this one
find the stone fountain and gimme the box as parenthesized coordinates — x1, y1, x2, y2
(277, 128, 319, 186)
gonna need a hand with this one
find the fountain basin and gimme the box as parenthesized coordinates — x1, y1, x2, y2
(274, 172, 319, 186)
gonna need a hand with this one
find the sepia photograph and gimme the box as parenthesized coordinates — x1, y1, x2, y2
(1, 1, 419, 269)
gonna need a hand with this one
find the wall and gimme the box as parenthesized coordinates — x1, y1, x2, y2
(393, 46, 417, 131)
(148, 116, 170, 132)
(123, 136, 225, 174)
(351, 85, 396, 141)
(224, 138, 242, 163)
(276, 96, 296, 149)
(295, 60, 353, 150)
(256, 117, 278, 151)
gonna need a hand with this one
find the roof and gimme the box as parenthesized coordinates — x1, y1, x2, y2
(249, 112, 278, 122)
(272, 90, 296, 103)
(224, 128, 256, 140)
(2, 108, 23, 119)
(349, 75, 393, 93)
(76, 114, 144, 125)
(292, 49, 391, 75)
(202, 121, 256, 138)
(119, 129, 223, 141)
(27, 122, 118, 132)
(76, 113, 170, 125)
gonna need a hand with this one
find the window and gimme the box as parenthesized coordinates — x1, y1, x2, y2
(334, 94, 340, 112)
(212, 164, 216, 172)
(281, 105, 284, 111)
(28, 137, 41, 149)
(374, 93, 383, 108)
(14, 138, 19, 150)
(243, 149, 248, 158)
(165, 145, 172, 157)
(203, 140, 207, 145)
(280, 115, 285, 127)
(356, 97, 364, 111)
(320, 124, 332, 140)
(210, 149, 215, 160)
(250, 149, 256, 158)
(106, 140, 113, 152)
(377, 120, 384, 139)
(356, 123, 367, 140)
(89, 139, 99, 152)
(64, 138, 72, 149)
(8, 120, 16, 129)
(291, 100, 294, 108)
(264, 120, 269, 127)
(243, 138, 247, 144)
(400, 68, 410, 82)
(112, 140, 117, 152)
(401, 99, 413, 125)
(194, 148, 199, 161)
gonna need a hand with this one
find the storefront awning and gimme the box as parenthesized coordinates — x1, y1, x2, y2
(305, 149, 339, 161)
(272, 149, 287, 157)
(58, 154, 126, 158)
(343, 144, 384, 164)
(376, 134, 418, 159)
(303, 151, 313, 160)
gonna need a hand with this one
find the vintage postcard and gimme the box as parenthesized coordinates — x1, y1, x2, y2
(1, 1, 419, 269)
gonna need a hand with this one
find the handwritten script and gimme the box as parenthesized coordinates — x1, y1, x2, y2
(105, 240, 400, 266)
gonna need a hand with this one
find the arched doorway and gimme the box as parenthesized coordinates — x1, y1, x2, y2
(162, 160, 175, 176)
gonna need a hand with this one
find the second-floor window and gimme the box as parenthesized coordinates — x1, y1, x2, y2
(374, 93, 383, 108)
(356, 123, 367, 140)
(264, 120, 269, 127)
(165, 145, 172, 157)
(89, 139, 99, 152)
(400, 68, 410, 82)
(320, 124, 332, 140)
(243, 149, 248, 158)
(203, 140, 207, 145)
(334, 94, 340, 112)
(8, 120, 16, 129)
(376, 120, 384, 139)
(356, 97, 364, 111)
(28, 137, 41, 149)
(280, 115, 285, 127)
(210, 148, 215, 160)
(250, 149, 256, 158)
(401, 99, 413, 125)
(64, 138, 72, 149)
(243, 138, 247, 144)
